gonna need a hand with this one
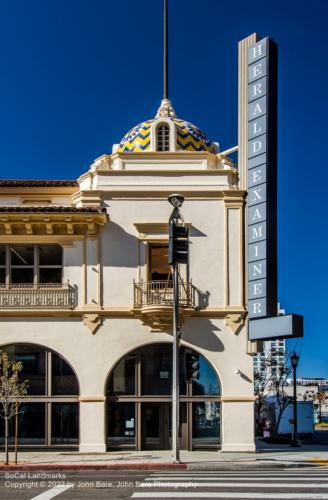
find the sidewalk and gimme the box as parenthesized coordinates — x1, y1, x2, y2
(1, 440, 328, 470)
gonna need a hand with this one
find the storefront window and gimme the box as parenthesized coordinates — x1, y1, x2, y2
(192, 401, 220, 447)
(107, 356, 135, 395)
(6, 344, 46, 395)
(52, 353, 79, 395)
(0, 344, 79, 448)
(108, 403, 135, 447)
(18, 403, 46, 445)
(51, 403, 79, 444)
(141, 344, 186, 395)
(192, 355, 220, 396)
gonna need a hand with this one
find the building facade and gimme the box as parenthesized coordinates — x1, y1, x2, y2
(253, 339, 286, 379)
(0, 99, 256, 452)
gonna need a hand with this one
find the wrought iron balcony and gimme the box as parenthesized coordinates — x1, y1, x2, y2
(133, 280, 196, 309)
(0, 283, 77, 309)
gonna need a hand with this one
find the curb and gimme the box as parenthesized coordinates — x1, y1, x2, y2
(0, 463, 187, 471)
(0, 461, 325, 471)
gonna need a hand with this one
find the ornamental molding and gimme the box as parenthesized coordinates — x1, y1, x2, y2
(225, 313, 246, 334)
(0, 211, 107, 238)
(133, 222, 192, 240)
(82, 313, 102, 334)
(134, 305, 194, 333)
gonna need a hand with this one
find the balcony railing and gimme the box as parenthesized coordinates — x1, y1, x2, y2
(133, 280, 196, 309)
(0, 283, 77, 309)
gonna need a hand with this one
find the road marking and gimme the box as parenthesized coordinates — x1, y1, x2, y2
(139, 482, 328, 488)
(132, 494, 328, 499)
(146, 475, 328, 480)
(31, 484, 74, 500)
(152, 467, 328, 477)
(144, 474, 327, 485)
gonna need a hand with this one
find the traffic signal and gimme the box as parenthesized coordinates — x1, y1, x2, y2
(185, 351, 199, 380)
(168, 222, 189, 265)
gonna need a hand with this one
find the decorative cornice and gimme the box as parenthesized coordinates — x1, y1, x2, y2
(0, 306, 246, 319)
(0, 208, 108, 237)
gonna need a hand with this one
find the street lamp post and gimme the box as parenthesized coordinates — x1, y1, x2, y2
(168, 194, 188, 464)
(290, 352, 300, 447)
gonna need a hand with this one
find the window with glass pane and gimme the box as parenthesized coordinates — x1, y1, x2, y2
(18, 403, 46, 445)
(107, 356, 135, 395)
(39, 246, 62, 283)
(10, 246, 34, 283)
(192, 355, 220, 396)
(52, 353, 79, 395)
(51, 403, 79, 444)
(0, 246, 5, 284)
(141, 344, 186, 395)
(108, 403, 135, 446)
(6, 344, 46, 395)
(192, 402, 220, 447)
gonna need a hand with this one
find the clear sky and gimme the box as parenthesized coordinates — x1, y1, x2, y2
(0, 0, 327, 377)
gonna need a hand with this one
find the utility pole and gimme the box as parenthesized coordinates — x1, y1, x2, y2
(168, 194, 188, 463)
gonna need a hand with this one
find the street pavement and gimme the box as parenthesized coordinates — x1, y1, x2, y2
(1, 467, 328, 499)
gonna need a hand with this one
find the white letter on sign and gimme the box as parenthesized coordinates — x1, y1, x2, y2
(252, 187, 263, 202)
(252, 121, 262, 135)
(253, 302, 262, 314)
(252, 103, 263, 117)
(252, 208, 262, 221)
(252, 140, 262, 154)
(251, 226, 263, 239)
(251, 44, 262, 59)
(252, 82, 262, 97)
(252, 63, 262, 78)
(252, 263, 262, 277)
(252, 170, 262, 183)
(253, 283, 262, 295)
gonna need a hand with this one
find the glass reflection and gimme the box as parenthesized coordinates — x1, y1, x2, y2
(51, 403, 79, 444)
(192, 401, 220, 446)
(108, 403, 135, 447)
(192, 355, 220, 396)
(108, 356, 135, 395)
(5, 344, 46, 395)
(52, 353, 78, 395)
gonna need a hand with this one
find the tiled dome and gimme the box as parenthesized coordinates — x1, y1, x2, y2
(117, 116, 217, 154)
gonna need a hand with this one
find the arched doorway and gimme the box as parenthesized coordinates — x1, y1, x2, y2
(106, 343, 221, 450)
(0, 343, 79, 448)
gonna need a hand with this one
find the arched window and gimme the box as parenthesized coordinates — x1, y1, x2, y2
(0, 344, 79, 448)
(156, 124, 170, 151)
(106, 343, 221, 450)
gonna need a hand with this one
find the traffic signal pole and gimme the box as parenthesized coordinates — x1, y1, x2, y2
(172, 257, 180, 463)
(168, 194, 188, 464)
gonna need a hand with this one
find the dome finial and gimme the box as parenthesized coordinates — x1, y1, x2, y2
(156, 98, 176, 118)
(163, 0, 169, 100)
(156, 2, 176, 119)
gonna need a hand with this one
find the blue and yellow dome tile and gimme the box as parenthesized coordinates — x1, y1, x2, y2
(117, 102, 217, 154)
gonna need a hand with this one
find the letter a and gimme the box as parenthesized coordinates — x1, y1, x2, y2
(252, 103, 262, 117)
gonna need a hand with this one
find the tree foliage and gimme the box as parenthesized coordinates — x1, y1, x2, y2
(301, 389, 328, 421)
(254, 346, 294, 436)
(0, 350, 28, 465)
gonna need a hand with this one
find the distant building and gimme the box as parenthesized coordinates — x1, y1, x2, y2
(285, 378, 328, 420)
(253, 339, 286, 379)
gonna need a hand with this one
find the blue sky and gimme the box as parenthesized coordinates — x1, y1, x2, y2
(0, 0, 327, 377)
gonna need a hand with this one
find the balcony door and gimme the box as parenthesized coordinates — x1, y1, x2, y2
(148, 244, 171, 282)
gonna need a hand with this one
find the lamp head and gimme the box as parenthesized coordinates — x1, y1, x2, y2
(290, 352, 300, 368)
(168, 193, 184, 208)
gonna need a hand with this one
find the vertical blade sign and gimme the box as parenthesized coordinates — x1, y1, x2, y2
(247, 38, 277, 318)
